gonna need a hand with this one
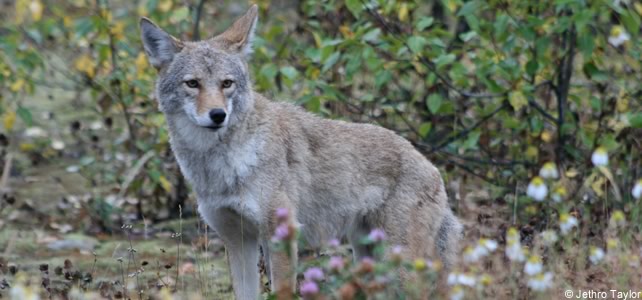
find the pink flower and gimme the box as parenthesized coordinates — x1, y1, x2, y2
(327, 238, 340, 247)
(304, 267, 324, 281)
(328, 256, 345, 271)
(368, 228, 386, 242)
(275, 208, 289, 222)
(300, 280, 319, 298)
(272, 224, 290, 241)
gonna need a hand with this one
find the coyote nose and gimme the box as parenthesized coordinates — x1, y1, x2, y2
(209, 109, 226, 125)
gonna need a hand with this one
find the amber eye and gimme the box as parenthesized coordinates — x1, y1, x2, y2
(185, 79, 199, 88)
(221, 79, 234, 89)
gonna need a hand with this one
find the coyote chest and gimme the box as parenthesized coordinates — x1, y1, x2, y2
(171, 126, 265, 217)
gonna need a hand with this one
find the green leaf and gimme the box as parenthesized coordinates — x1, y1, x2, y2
(427, 94, 443, 114)
(407, 36, 427, 53)
(509, 91, 528, 111)
(433, 54, 456, 69)
(459, 31, 477, 42)
(17, 106, 32, 126)
(415, 17, 434, 31)
(629, 113, 642, 128)
(345, 0, 363, 17)
(280, 66, 298, 80)
(322, 52, 341, 72)
(260, 64, 278, 81)
(418, 123, 432, 138)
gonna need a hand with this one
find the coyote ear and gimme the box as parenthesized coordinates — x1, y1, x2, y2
(140, 18, 183, 69)
(214, 4, 259, 58)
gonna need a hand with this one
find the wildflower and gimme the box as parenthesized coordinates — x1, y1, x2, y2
(272, 224, 291, 242)
(527, 177, 548, 201)
(414, 258, 426, 271)
(589, 247, 605, 265)
(527, 272, 553, 291)
(464, 239, 498, 262)
(607, 238, 619, 250)
(479, 274, 493, 286)
(559, 213, 578, 235)
(591, 147, 608, 166)
(610, 210, 626, 227)
(450, 286, 464, 300)
(327, 238, 340, 248)
(447, 272, 476, 287)
(524, 255, 543, 275)
(539, 162, 559, 179)
(608, 26, 630, 47)
(540, 230, 559, 246)
(368, 228, 386, 242)
(303, 267, 324, 282)
(506, 228, 526, 262)
(551, 186, 567, 203)
(328, 256, 345, 271)
(51, 140, 65, 150)
(300, 280, 319, 298)
(275, 208, 289, 222)
(357, 257, 375, 274)
(632, 179, 642, 200)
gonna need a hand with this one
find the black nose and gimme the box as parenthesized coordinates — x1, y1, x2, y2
(209, 109, 226, 125)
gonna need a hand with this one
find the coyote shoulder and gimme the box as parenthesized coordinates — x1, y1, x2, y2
(141, 5, 462, 299)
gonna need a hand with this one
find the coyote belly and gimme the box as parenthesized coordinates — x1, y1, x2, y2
(141, 4, 462, 299)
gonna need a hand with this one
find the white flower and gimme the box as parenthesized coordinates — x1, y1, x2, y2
(527, 177, 548, 201)
(463, 239, 498, 262)
(51, 139, 65, 150)
(450, 286, 464, 300)
(447, 272, 476, 287)
(540, 230, 559, 246)
(25, 127, 46, 138)
(506, 228, 526, 262)
(539, 162, 559, 179)
(589, 247, 605, 265)
(591, 147, 608, 167)
(527, 272, 553, 291)
(632, 179, 642, 200)
(551, 186, 567, 203)
(559, 213, 579, 235)
(608, 26, 631, 47)
(524, 256, 543, 275)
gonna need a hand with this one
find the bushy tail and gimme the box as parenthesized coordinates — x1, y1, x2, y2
(436, 211, 463, 268)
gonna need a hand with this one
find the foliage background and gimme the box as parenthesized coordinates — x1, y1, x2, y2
(0, 0, 641, 298)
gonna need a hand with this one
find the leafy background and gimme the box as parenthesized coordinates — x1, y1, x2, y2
(0, 0, 641, 299)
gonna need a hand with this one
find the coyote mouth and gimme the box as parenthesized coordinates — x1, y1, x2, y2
(205, 125, 223, 131)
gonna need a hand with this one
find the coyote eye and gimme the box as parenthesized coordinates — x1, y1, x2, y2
(221, 79, 234, 89)
(185, 80, 199, 88)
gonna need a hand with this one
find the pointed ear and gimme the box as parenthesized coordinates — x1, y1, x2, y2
(214, 4, 259, 57)
(139, 18, 183, 69)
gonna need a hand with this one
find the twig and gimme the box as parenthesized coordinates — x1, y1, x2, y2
(193, 0, 207, 40)
(427, 103, 508, 154)
(555, 22, 577, 162)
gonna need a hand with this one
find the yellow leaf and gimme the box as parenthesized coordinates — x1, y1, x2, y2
(339, 25, 352, 39)
(110, 21, 125, 39)
(636, 3, 642, 16)
(597, 166, 622, 201)
(591, 176, 606, 197)
(158, 0, 173, 13)
(540, 130, 553, 143)
(29, 0, 43, 21)
(15, 0, 28, 24)
(135, 52, 148, 73)
(159, 176, 172, 192)
(526, 145, 538, 159)
(398, 3, 409, 22)
(565, 168, 579, 178)
(509, 91, 528, 111)
(20, 143, 36, 152)
(63, 16, 73, 28)
(3, 111, 16, 131)
(616, 97, 628, 113)
(10, 79, 25, 92)
(74, 54, 95, 78)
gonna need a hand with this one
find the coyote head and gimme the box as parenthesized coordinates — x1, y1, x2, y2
(140, 5, 258, 131)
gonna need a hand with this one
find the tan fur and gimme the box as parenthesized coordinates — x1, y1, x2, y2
(141, 5, 462, 299)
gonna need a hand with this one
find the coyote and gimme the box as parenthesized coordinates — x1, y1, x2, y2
(140, 4, 462, 299)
